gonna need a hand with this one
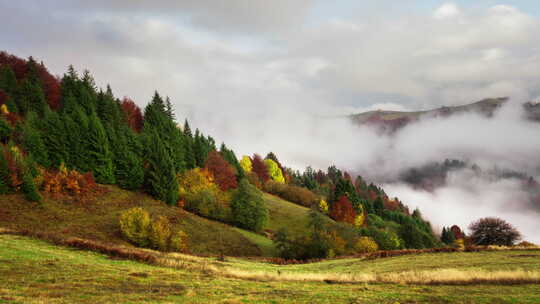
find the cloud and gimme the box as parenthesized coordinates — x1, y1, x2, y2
(2, 2, 540, 243)
(384, 172, 540, 244)
(433, 3, 462, 20)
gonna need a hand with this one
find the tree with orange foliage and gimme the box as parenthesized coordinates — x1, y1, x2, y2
(330, 196, 356, 224)
(251, 154, 269, 183)
(204, 150, 237, 191)
(121, 97, 143, 132)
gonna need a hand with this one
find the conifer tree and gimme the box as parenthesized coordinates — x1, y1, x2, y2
(143, 128, 179, 205)
(64, 106, 90, 171)
(20, 112, 49, 168)
(220, 143, 245, 180)
(17, 79, 48, 116)
(373, 196, 385, 216)
(0, 147, 10, 194)
(42, 110, 67, 167)
(0, 118, 12, 143)
(21, 158, 41, 202)
(114, 127, 144, 190)
(86, 112, 115, 184)
(0, 66, 18, 100)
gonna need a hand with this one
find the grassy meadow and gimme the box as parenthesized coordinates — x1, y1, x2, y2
(1, 234, 540, 304)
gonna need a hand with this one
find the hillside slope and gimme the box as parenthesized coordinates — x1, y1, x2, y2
(350, 97, 508, 132)
(1, 234, 539, 303)
(0, 186, 325, 257)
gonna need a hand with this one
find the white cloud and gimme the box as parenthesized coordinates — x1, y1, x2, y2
(434, 3, 461, 20)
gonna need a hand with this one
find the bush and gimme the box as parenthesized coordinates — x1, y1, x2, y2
(264, 180, 318, 207)
(184, 188, 231, 222)
(119, 207, 189, 252)
(179, 168, 232, 222)
(149, 216, 172, 251)
(119, 207, 152, 247)
(361, 227, 402, 250)
(170, 230, 189, 252)
(354, 236, 379, 254)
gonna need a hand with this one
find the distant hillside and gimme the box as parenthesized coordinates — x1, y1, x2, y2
(350, 97, 508, 133)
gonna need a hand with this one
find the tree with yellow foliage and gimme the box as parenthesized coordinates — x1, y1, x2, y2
(240, 155, 252, 172)
(264, 158, 285, 183)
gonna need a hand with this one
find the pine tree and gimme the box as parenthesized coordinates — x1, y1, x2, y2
(21, 158, 41, 202)
(143, 128, 179, 205)
(373, 196, 384, 216)
(42, 110, 67, 167)
(114, 128, 144, 190)
(0, 147, 10, 194)
(86, 112, 115, 184)
(20, 112, 49, 168)
(17, 79, 48, 116)
(0, 66, 18, 99)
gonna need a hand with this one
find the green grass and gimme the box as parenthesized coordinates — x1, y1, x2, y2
(1, 234, 540, 304)
(263, 193, 313, 237)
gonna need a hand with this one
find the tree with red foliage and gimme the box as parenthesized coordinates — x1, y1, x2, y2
(121, 97, 143, 132)
(251, 154, 269, 183)
(0, 52, 60, 110)
(205, 150, 237, 191)
(330, 196, 356, 224)
(450, 225, 464, 239)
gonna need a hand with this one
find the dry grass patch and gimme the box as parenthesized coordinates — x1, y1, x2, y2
(218, 268, 540, 285)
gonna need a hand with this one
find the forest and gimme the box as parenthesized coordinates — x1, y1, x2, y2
(0, 51, 482, 259)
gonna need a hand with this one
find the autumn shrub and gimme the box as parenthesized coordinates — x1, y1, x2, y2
(41, 164, 97, 196)
(170, 230, 189, 252)
(119, 207, 189, 252)
(149, 216, 172, 251)
(178, 168, 232, 222)
(264, 180, 318, 207)
(246, 171, 261, 188)
(360, 227, 402, 250)
(355, 236, 379, 254)
(119, 207, 152, 247)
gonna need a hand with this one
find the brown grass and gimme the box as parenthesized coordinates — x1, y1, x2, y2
(219, 268, 540, 285)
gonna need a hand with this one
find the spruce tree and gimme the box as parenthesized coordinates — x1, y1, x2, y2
(0, 66, 18, 98)
(42, 110, 67, 167)
(143, 128, 179, 205)
(20, 112, 49, 168)
(21, 158, 41, 202)
(114, 128, 144, 190)
(373, 196, 384, 216)
(0, 118, 12, 143)
(86, 112, 115, 184)
(0, 147, 10, 194)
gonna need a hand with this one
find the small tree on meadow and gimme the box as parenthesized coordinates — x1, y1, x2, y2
(231, 179, 268, 232)
(468, 217, 521, 246)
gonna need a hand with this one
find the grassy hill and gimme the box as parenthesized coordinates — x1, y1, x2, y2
(1, 234, 539, 303)
(0, 186, 325, 257)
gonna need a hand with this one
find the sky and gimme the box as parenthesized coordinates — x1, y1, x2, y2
(2, 1, 540, 242)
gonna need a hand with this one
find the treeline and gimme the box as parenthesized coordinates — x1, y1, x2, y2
(0, 51, 440, 258)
